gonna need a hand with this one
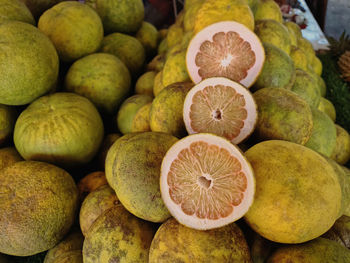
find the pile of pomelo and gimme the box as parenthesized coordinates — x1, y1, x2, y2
(0, 0, 350, 262)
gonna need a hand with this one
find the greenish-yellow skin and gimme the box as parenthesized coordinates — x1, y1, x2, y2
(254, 0, 283, 22)
(255, 19, 292, 55)
(253, 43, 295, 91)
(44, 230, 84, 263)
(297, 37, 316, 65)
(267, 237, 350, 262)
(323, 215, 350, 248)
(194, 0, 254, 33)
(135, 71, 156, 97)
(253, 87, 313, 145)
(290, 45, 309, 72)
(290, 69, 321, 108)
(82, 205, 155, 263)
(149, 218, 252, 263)
(77, 171, 108, 202)
(106, 132, 178, 222)
(79, 185, 120, 237)
(284, 21, 302, 39)
(0, 21, 59, 106)
(38, 1, 103, 62)
(183, 0, 204, 32)
(166, 24, 184, 48)
(14, 92, 104, 168)
(20, 0, 64, 18)
(0, 0, 35, 25)
(330, 124, 350, 165)
(92, 0, 144, 34)
(150, 82, 194, 138)
(304, 108, 336, 157)
(244, 140, 342, 244)
(0, 161, 78, 256)
(147, 54, 165, 72)
(285, 25, 297, 46)
(65, 53, 131, 115)
(308, 71, 327, 97)
(116, 94, 153, 134)
(136, 21, 159, 57)
(131, 103, 152, 132)
(153, 71, 165, 96)
(0, 147, 23, 171)
(0, 105, 16, 145)
(318, 97, 336, 121)
(309, 55, 323, 76)
(98, 133, 121, 169)
(158, 38, 169, 55)
(101, 32, 145, 76)
(162, 49, 190, 87)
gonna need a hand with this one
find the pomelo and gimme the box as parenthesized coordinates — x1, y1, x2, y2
(153, 71, 165, 96)
(289, 45, 309, 72)
(135, 21, 159, 58)
(77, 171, 107, 202)
(162, 49, 190, 87)
(331, 124, 350, 165)
(318, 97, 336, 121)
(0, 0, 35, 25)
(130, 102, 152, 133)
(254, 0, 283, 22)
(0, 147, 23, 171)
(135, 71, 156, 97)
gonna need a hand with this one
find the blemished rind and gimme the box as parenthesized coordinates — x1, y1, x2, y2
(290, 46, 309, 72)
(131, 102, 152, 133)
(153, 71, 165, 96)
(283, 21, 302, 39)
(0, 147, 23, 171)
(106, 132, 178, 223)
(0, 161, 79, 256)
(82, 205, 155, 263)
(135, 71, 157, 97)
(253, 87, 313, 145)
(0, 0, 35, 25)
(135, 21, 159, 57)
(304, 108, 337, 157)
(0, 21, 59, 106)
(183, 77, 258, 144)
(77, 171, 108, 202)
(186, 21, 265, 88)
(267, 238, 350, 262)
(150, 82, 194, 138)
(149, 218, 252, 263)
(53, 250, 83, 263)
(162, 49, 190, 87)
(0, 105, 17, 146)
(254, 0, 283, 22)
(38, 2, 103, 62)
(13, 93, 104, 168)
(330, 125, 350, 165)
(318, 97, 336, 122)
(160, 133, 255, 230)
(244, 140, 342, 244)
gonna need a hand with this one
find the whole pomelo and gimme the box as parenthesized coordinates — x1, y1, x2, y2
(309, 55, 323, 76)
(136, 21, 159, 58)
(318, 97, 336, 121)
(77, 171, 107, 202)
(297, 37, 316, 64)
(153, 71, 165, 96)
(0, 147, 23, 171)
(82, 205, 155, 263)
(330, 124, 350, 165)
(244, 140, 342, 244)
(14, 92, 104, 167)
(0, 0, 35, 25)
(65, 53, 131, 115)
(166, 24, 183, 48)
(130, 102, 152, 133)
(183, 0, 204, 32)
(101, 32, 146, 76)
(135, 71, 156, 97)
(53, 251, 82, 263)
(105, 132, 178, 222)
(0, 21, 59, 106)
(284, 21, 302, 39)
(254, 0, 283, 22)
(289, 45, 309, 72)
(310, 71, 327, 97)
(87, 0, 144, 34)
(38, 1, 103, 62)
(149, 217, 252, 263)
(162, 49, 190, 87)
(0, 104, 16, 146)
(253, 87, 313, 145)
(147, 54, 165, 72)
(0, 161, 78, 256)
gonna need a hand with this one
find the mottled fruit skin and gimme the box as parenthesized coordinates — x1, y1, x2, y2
(135, 71, 157, 97)
(162, 49, 190, 87)
(0, 0, 35, 25)
(0, 21, 59, 105)
(38, 1, 103, 62)
(0, 147, 23, 171)
(14, 92, 104, 168)
(77, 171, 108, 202)
(136, 21, 159, 57)
(82, 205, 155, 263)
(149, 218, 252, 263)
(0, 104, 16, 146)
(254, 0, 283, 22)
(330, 125, 350, 165)
(65, 53, 131, 114)
(244, 140, 341, 244)
(0, 161, 79, 256)
(267, 238, 350, 262)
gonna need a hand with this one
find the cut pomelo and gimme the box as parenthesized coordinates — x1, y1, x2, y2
(183, 77, 257, 144)
(186, 21, 265, 88)
(160, 133, 255, 230)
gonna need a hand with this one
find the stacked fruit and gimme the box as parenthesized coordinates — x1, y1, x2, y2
(0, 0, 350, 262)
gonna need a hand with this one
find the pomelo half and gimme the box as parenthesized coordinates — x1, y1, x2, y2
(160, 133, 255, 230)
(186, 21, 265, 88)
(183, 77, 257, 144)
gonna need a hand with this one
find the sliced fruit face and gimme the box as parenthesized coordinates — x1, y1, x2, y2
(183, 77, 257, 144)
(186, 21, 265, 88)
(160, 133, 255, 230)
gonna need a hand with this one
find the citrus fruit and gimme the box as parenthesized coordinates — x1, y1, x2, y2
(183, 0, 204, 32)
(82, 205, 155, 263)
(150, 81, 194, 138)
(77, 171, 108, 202)
(162, 48, 190, 87)
(183, 77, 257, 144)
(158, 38, 168, 55)
(297, 37, 316, 64)
(244, 140, 342, 244)
(310, 71, 327, 97)
(13, 92, 104, 167)
(318, 97, 336, 121)
(79, 185, 120, 236)
(0, 0, 35, 25)
(0, 161, 78, 256)
(149, 217, 251, 262)
(166, 24, 184, 48)
(65, 53, 131, 114)
(284, 21, 302, 39)
(20, 0, 64, 18)
(153, 71, 165, 96)
(0, 21, 59, 106)
(253, 87, 313, 145)
(0, 147, 23, 171)
(130, 102, 152, 133)
(331, 124, 350, 165)
(0, 104, 16, 146)
(135, 21, 159, 57)
(309, 55, 323, 76)
(186, 21, 265, 88)
(160, 133, 255, 230)
(289, 45, 309, 72)
(38, 1, 103, 62)
(147, 54, 165, 72)
(135, 71, 156, 97)
(254, 0, 283, 22)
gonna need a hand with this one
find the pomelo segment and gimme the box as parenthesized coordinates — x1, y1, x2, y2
(183, 77, 257, 144)
(186, 21, 265, 88)
(160, 133, 255, 230)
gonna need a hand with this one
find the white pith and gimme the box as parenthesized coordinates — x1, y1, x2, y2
(186, 21, 265, 88)
(160, 133, 255, 230)
(183, 77, 257, 144)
